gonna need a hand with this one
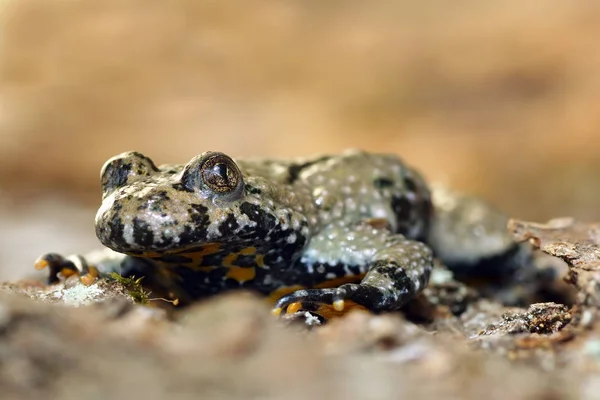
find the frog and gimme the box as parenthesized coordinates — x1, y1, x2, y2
(35, 149, 529, 317)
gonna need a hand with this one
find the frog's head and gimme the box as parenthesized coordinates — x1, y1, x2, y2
(95, 151, 307, 257)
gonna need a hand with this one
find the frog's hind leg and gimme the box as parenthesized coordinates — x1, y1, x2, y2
(272, 223, 434, 317)
(427, 184, 533, 278)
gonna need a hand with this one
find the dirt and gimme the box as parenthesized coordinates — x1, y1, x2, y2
(3, 218, 600, 398)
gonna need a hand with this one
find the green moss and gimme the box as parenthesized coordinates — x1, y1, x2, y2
(108, 272, 150, 304)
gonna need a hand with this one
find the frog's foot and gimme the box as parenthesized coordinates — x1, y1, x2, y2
(34, 253, 99, 285)
(273, 238, 434, 318)
(272, 285, 392, 319)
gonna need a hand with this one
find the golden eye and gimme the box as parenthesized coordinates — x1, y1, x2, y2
(181, 152, 244, 201)
(200, 153, 242, 194)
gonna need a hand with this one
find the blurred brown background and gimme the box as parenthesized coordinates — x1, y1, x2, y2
(1, 0, 599, 279)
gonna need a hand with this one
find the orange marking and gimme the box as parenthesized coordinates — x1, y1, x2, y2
(138, 250, 167, 258)
(60, 268, 78, 278)
(137, 242, 222, 259)
(34, 259, 49, 270)
(226, 266, 255, 282)
(180, 243, 223, 266)
(267, 275, 366, 305)
(268, 285, 306, 303)
(89, 266, 100, 278)
(185, 253, 201, 266)
(80, 274, 96, 286)
(255, 254, 265, 267)
(240, 247, 256, 255)
(286, 302, 302, 314)
(173, 242, 222, 256)
(271, 307, 283, 317)
(223, 253, 237, 268)
(195, 243, 222, 255)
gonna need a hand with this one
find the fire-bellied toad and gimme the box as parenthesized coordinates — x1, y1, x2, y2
(35, 150, 527, 317)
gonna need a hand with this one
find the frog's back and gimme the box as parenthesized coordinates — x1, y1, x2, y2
(239, 150, 432, 241)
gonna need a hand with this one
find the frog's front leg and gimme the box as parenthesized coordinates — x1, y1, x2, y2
(35, 248, 129, 284)
(36, 249, 196, 304)
(272, 223, 434, 316)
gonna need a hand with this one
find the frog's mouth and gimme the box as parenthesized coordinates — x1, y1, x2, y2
(128, 242, 224, 259)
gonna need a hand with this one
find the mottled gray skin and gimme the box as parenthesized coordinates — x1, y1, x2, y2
(37, 149, 523, 313)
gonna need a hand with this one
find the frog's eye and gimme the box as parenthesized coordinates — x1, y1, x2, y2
(100, 152, 158, 197)
(201, 155, 242, 193)
(182, 152, 244, 201)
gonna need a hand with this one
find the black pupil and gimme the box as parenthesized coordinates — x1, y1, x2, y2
(204, 161, 236, 191)
(212, 163, 228, 181)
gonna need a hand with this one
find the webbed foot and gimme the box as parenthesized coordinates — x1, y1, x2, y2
(272, 285, 388, 320)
